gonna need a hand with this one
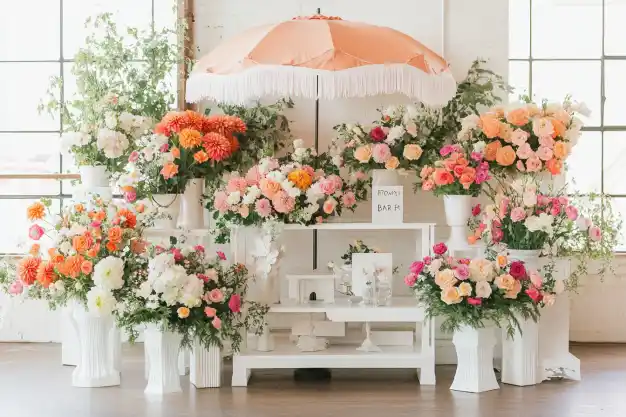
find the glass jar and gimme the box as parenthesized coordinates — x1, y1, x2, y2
(363, 282, 375, 306)
(376, 280, 391, 306)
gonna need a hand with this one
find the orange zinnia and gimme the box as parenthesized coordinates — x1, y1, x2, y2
(106, 241, 118, 252)
(72, 235, 90, 254)
(161, 111, 186, 134)
(178, 128, 202, 149)
(116, 209, 137, 229)
(203, 115, 247, 137)
(51, 254, 65, 265)
(108, 226, 123, 244)
(193, 150, 209, 164)
(27, 202, 45, 221)
(18, 257, 41, 285)
(36, 261, 56, 288)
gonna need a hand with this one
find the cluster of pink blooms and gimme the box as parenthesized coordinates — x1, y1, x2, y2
(420, 144, 490, 192)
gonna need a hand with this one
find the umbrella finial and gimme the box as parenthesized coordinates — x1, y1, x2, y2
(316, 7, 321, 14)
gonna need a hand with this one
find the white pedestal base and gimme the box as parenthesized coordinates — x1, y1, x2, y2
(61, 305, 79, 366)
(450, 326, 499, 393)
(190, 342, 221, 388)
(144, 325, 182, 395)
(502, 318, 540, 386)
(540, 292, 581, 380)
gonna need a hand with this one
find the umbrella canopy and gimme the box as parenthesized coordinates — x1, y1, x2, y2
(186, 14, 456, 106)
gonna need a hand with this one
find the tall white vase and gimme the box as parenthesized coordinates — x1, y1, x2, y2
(372, 169, 399, 186)
(71, 305, 120, 387)
(151, 194, 180, 229)
(190, 341, 222, 388)
(79, 165, 110, 188)
(443, 195, 473, 251)
(507, 249, 541, 271)
(61, 302, 80, 366)
(450, 326, 499, 393)
(502, 317, 540, 386)
(144, 324, 183, 395)
(180, 178, 205, 229)
(248, 226, 284, 305)
(110, 326, 122, 374)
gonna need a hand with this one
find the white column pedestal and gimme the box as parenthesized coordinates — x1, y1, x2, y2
(190, 342, 222, 388)
(502, 318, 541, 386)
(450, 326, 499, 393)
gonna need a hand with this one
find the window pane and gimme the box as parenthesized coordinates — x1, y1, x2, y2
(605, 0, 626, 55)
(0, 199, 60, 254)
(532, 61, 601, 126)
(604, 60, 626, 126)
(566, 131, 601, 194)
(0, 63, 60, 131)
(531, 0, 602, 58)
(603, 131, 626, 194)
(154, 0, 178, 31)
(0, 179, 60, 196)
(509, 0, 530, 59)
(0, 1, 60, 60)
(508, 61, 530, 101)
(608, 198, 626, 251)
(63, 0, 153, 59)
(0, 133, 60, 175)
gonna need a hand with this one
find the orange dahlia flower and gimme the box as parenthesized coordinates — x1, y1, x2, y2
(36, 261, 56, 288)
(203, 132, 232, 161)
(183, 110, 207, 132)
(27, 202, 45, 221)
(61, 254, 84, 278)
(287, 169, 313, 190)
(179, 128, 202, 149)
(160, 111, 186, 134)
(204, 115, 247, 137)
(193, 150, 209, 164)
(18, 257, 41, 285)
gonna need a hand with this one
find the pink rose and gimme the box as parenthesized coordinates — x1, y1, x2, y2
(302, 165, 315, 178)
(228, 294, 242, 313)
(472, 204, 481, 216)
(272, 191, 296, 214)
(421, 179, 435, 191)
(526, 157, 542, 172)
(8, 280, 24, 295)
(212, 317, 222, 329)
(423, 256, 432, 265)
(91, 220, 102, 228)
(511, 129, 529, 146)
(159, 143, 169, 152)
(454, 265, 470, 280)
(204, 307, 217, 317)
(440, 145, 455, 156)
(516, 143, 534, 160)
(255, 198, 272, 218)
(589, 225, 602, 242)
(499, 198, 509, 218)
(537, 194, 551, 206)
(354, 171, 368, 181)
(171, 248, 183, 262)
(245, 165, 262, 186)
(525, 286, 543, 303)
(550, 202, 562, 216)
(128, 151, 139, 163)
(28, 224, 44, 241)
(227, 177, 248, 193)
(516, 160, 526, 172)
(328, 175, 343, 190)
(433, 242, 448, 255)
(217, 251, 226, 260)
(467, 297, 482, 306)
(539, 136, 555, 149)
(369, 126, 387, 142)
(404, 273, 418, 286)
(529, 270, 543, 288)
(536, 146, 554, 161)
(214, 191, 230, 213)
(372, 143, 392, 163)
(323, 198, 337, 214)
(208, 288, 224, 303)
(410, 261, 425, 275)
(124, 190, 137, 203)
(238, 205, 250, 218)
(194, 245, 205, 253)
(342, 191, 356, 208)
(475, 168, 490, 184)
(318, 178, 337, 195)
(558, 196, 569, 205)
(565, 205, 579, 220)
(510, 207, 526, 222)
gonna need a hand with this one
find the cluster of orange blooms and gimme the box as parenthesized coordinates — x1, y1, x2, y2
(154, 110, 247, 180)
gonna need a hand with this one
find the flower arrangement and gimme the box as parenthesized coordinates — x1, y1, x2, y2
(338, 240, 379, 265)
(5, 197, 153, 315)
(457, 98, 590, 177)
(467, 176, 602, 252)
(210, 140, 368, 243)
(417, 142, 491, 196)
(117, 241, 268, 350)
(405, 243, 559, 335)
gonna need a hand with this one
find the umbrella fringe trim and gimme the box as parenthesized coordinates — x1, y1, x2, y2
(185, 64, 457, 107)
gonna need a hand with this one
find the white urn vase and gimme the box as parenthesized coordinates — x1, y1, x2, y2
(151, 194, 180, 229)
(71, 304, 120, 387)
(450, 325, 499, 393)
(144, 324, 183, 395)
(79, 165, 110, 188)
(507, 249, 541, 271)
(190, 341, 222, 388)
(180, 178, 205, 229)
(372, 169, 399, 186)
(443, 195, 473, 251)
(502, 316, 541, 386)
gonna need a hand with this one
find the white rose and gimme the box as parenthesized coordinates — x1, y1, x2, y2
(383, 105, 399, 118)
(118, 112, 135, 132)
(227, 191, 241, 205)
(385, 125, 405, 145)
(104, 112, 118, 129)
(96, 128, 129, 159)
(93, 256, 125, 290)
(461, 114, 480, 130)
(405, 121, 418, 137)
(523, 191, 537, 207)
(86, 287, 117, 317)
(473, 141, 487, 154)
(282, 180, 301, 198)
(405, 105, 418, 119)
(293, 139, 305, 149)
(59, 241, 72, 255)
(475, 281, 493, 298)
(428, 258, 443, 274)
(136, 281, 153, 299)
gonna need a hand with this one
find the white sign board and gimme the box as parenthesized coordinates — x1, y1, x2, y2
(351, 253, 393, 297)
(372, 185, 403, 224)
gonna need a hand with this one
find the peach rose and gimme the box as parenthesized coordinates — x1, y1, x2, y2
(495, 145, 516, 166)
(458, 282, 472, 297)
(435, 269, 458, 288)
(553, 141, 567, 159)
(260, 178, 282, 199)
(526, 157, 542, 172)
(484, 140, 502, 161)
(550, 118, 566, 139)
(354, 145, 373, 163)
(480, 115, 501, 139)
(546, 158, 563, 175)
(495, 274, 517, 292)
(403, 144, 423, 161)
(441, 286, 462, 305)
(506, 107, 530, 127)
(499, 123, 513, 142)
(459, 167, 476, 189)
(505, 280, 522, 299)
(433, 168, 454, 186)
(385, 156, 400, 170)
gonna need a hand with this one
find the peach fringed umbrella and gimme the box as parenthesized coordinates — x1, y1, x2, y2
(186, 14, 456, 107)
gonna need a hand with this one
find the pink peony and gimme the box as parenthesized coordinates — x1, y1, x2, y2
(537, 194, 551, 206)
(212, 317, 222, 329)
(171, 248, 183, 262)
(558, 196, 569, 205)
(227, 177, 248, 193)
(245, 165, 262, 186)
(472, 204, 481, 216)
(318, 178, 338, 195)
(255, 198, 272, 217)
(204, 307, 216, 317)
(440, 145, 455, 156)
(214, 191, 230, 213)
(272, 191, 296, 214)
(433, 242, 448, 255)
(529, 270, 543, 288)
(302, 165, 315, 178)
(369, 126, 387, 142)
(589, 225, 602, 242)
(217, 251, 226, 260)
(8, 280, 24, 295)
(404, 273, 418, 286)
(194, 245, 205, 253)
(228, 294, 242, 313)
(470, 152, 484, 162)
(208, 288, 224, 303)
(28, 224, 44, 241)
(467, 297, 482, 306)
(423, 256, 432, 265)
(509, 261, 527, 280)
(454, 265, 470, 280)
(526, 286, 543, 303)
(510, 207, 526, 222)
(128, 150, 139, 163)
(565, 205, 579, 220)
(342, 191, 356, 208)
(328, 174, 343, 190)
(410, 261, 425, 275)
(124, 189, 137, 203)
(372, 143, 392, 163)
(526, 157, 542, 172)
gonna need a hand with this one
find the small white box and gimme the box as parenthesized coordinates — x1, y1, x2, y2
(292, 320, 346, 337)
(287, 273, 336, 303)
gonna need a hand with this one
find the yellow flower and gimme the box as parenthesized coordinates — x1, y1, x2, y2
(385, 156, 400, 170)
(287, 169, 313, 191)
(435, 269, 458, 288)
(441, 287, 462, 305)
(458, 282, 472, 297)
(496, 254, 508, 269)
(177, 307, 190, 319)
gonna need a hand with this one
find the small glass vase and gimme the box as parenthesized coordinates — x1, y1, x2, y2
(363, 283, 375, 306)
(376, 281, 391, 306)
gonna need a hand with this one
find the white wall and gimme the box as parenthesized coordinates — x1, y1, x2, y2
(2, 0, 623, 344)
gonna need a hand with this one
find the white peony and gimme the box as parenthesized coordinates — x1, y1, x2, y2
(522, 190, 538, 207)
(136, 281, 153, 299)
(525, 213, 554, 235)
(385, 125, 405, 145)
(97, 128, 129, 159)
(180, 275, 204, 307)
(59, 241, 72, 255)
(68, 224, 87, 237)
(148, 253, 175, 278)
(86, 287, 117, 317)
(60, 132, 90, 154)
(227, 191, 241, 205)
(93, 256, 125, 290)
(332, 154, 343, 167)
(405, 121, 418, 137)
(473, 141, 487, 154)
(104, 112, 118, 129)
(461, 114, 480, 130)
(118, 112, 135, 132)
(266, 170, 285, 183)
(243, 186, 262, 204)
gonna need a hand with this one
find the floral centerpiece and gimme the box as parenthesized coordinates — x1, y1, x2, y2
(457, 98, 590, 177)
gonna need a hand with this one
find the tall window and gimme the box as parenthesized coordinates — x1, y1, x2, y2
(0, 0, 177, 255)
(509, 0, 626, 248)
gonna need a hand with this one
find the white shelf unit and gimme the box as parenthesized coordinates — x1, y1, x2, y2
(230, 223, 437, 387)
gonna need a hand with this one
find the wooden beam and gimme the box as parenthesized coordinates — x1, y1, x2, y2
(0, 173, 80, 180)
(178, 0, 196, 111)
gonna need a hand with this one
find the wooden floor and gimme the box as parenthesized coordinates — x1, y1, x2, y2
(1, 343, 625, 417)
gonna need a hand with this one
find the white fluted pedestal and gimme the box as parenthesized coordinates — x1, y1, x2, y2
(502, 318, 540, 386)
(61, 303, 80, 366)
(190, 342, 222, 388)
(144, 325, 182, 395)
(450, 326, 499, 393)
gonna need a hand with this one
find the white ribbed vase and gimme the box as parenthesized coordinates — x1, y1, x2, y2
(502, 316, 541, 386)
(507, 249, 541, 271)
(190, 341, 222, 388)
(144, 324, 183, 395)
(151, 194, 180, 229)
(79, 165, 110, 188)
(443, 195, 473, 251)
(180, 178, 205, 229)
(450, 326, 499, 393)
(71, 305, 120, 387)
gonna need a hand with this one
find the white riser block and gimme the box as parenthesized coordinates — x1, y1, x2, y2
(190, 343, 221, 388)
